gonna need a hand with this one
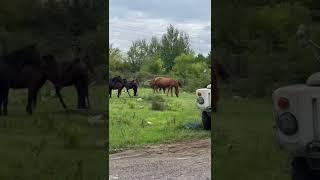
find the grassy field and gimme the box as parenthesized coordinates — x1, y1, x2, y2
(109, 87, 211, 153)
(0, 83, 107, 179)
(213, 97, 290, 180)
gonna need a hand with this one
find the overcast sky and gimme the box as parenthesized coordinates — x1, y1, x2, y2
(109, 0, 211, 55)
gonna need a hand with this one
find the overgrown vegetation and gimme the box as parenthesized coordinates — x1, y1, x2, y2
(109, 88, 210, 153)
(0, 84, 107, 179)
(214, 0, 320, 97)
(213, 98, 290, 180)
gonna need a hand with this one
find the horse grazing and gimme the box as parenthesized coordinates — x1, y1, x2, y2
(123, 79, 139, 97)
(154, 77, 181, 97)
(109, 76, 124, 98)
(39, 54, 93, 110)
(148, 77, 166, 94)
(213, 59, 230, 112)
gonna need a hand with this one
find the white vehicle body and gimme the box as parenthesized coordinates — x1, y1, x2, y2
(196, 84, 211, 112)
(196, 84, 211, 130)
(273, 73, 320, 169)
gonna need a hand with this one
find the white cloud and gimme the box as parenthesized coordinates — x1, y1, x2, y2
(110, 0, 211, 55)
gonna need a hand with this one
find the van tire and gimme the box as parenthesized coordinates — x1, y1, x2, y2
(202, 111, 211, 130)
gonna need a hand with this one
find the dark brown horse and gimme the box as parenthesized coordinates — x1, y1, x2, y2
(213, 58, 229, 112)
(154, 77, 181, 97)
(42, 54, 92, 110)
(109, 76, 125, 98)
(123, 79, 139, 97)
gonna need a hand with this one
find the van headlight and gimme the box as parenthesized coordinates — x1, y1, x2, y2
(197, 97, 204, 104)
(277, 112, 298, 136)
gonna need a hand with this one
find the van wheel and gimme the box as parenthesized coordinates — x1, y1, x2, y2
(291, 157, 312, 180)
(202, 111, 211, 130)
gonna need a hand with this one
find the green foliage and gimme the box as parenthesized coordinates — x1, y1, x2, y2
(109, 24, 208, 91)
(109, 45, 127, 72)
(151, 101, 166, 111)
(109, 88, 210, 152)
(127, 39, 149, 72)
(141, 56, 164, 75)
(173, 53, 211, 92)
(214, 98, 290, 180)
(161, 24, 191, 71)
(0, 85, 107, 178)
(214, 1, 320, 97)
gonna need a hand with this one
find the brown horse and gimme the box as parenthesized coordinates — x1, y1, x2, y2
(148, 77, 166, 94)
(154, 77, 181, 97)
(213, 58, 229, 112)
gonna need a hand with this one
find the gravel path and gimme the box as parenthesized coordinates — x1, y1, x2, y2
(109, 138, 211, 180)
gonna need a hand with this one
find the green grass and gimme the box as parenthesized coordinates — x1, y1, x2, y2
(109, 88, 210, 153)
(213, 97, 290, 180)
(0, 83, 107, 179)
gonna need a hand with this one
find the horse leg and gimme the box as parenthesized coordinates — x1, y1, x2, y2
(33, 78, 46, 109)
(79, 82, 88, 109)
(55, 86, 67, 110)
(75, 83, 86, 109)
(171, 87, 173, 97)
(175, 86, 179, 97)
(134, 87, 138, 96)
(0, 98, 2, 116)
(119, 86, 124, 98)
(3, 96, 8, 116)
(117, 88, 121, 98)
(26, 89, 33, 115)
(1, 87, 9, 116)
(85, 85, 90, 109)
(126, 88, 131, 97)
(26, 87, 41, 114)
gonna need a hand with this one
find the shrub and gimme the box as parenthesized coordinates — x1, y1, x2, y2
(148, 96, 166, 111)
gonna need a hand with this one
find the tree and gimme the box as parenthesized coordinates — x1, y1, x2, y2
(173, 53, 210, 91)
(127, 39, 149, 72)
(148, 36, 161, 57)
(109, 44, 127, 73)
(161, 24, 191, 71)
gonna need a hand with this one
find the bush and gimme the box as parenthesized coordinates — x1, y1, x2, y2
(151, 101, 166, 111)
(148, 95, 166, 111)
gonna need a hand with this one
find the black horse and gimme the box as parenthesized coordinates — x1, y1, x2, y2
(0, 43, 44, 115)
(109, 76, 124, 98)
(122, 79, 139, 97)
(42, 54, 92, 110)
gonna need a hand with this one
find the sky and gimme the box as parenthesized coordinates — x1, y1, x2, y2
(109, 0, 211, 55)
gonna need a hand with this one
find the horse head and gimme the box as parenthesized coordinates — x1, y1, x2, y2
(111, 76, 122, 83)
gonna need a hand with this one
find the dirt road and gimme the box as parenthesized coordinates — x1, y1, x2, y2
(109, 138, 211, 180)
